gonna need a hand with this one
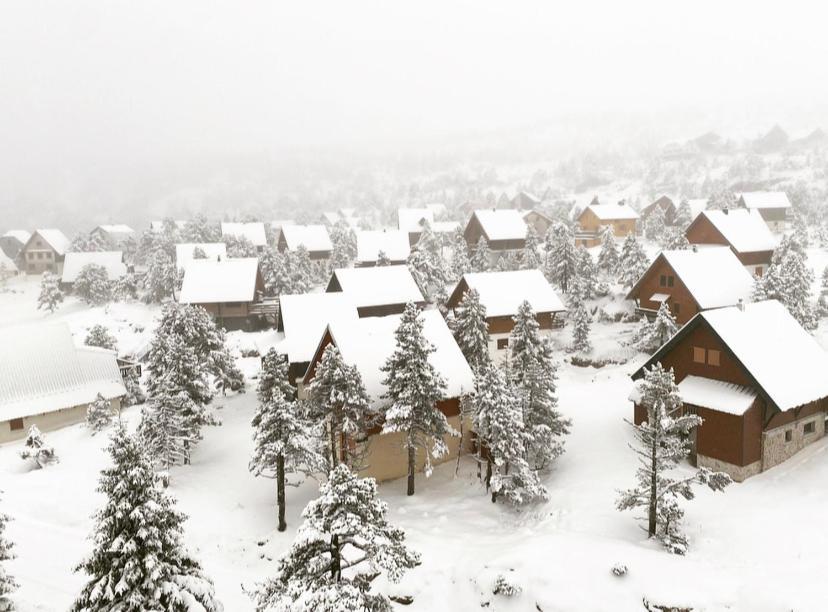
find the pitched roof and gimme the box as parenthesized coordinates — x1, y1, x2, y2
(0, 322, 125, 420)
(317, 310, 474, 407)
(280, 224, 332, 253)
(220, 222, 267, 247)
(329, 265, 424, 309)
(356, 230, 411, 263)
(739, 191, 792, 210)
(687, 199, 708, 219)
(61, 251, 126, 283)
(276, 293, 359, 364)
(2, 230, 31, 244)
(175, 242, 227, 271)
(28, 229, 70, 256)
(694, 209, 776, 253)
(0, 250, 17, 272)
(179, 258, 260, 304)
(471, 209, 528, 241)
(585, 201, 640, 221)
(677, 375, 757, 416)
(398, 208, 435, 233)
(150, 220, 187, 232)
(95, 224, 134, 235)
(452, 270, 567, 317)
(431, 221, 461, 234)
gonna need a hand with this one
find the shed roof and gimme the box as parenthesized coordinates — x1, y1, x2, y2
(179, 258, 260, 304)
(96, 224, 135, 235)
(452, 269, 566, 317)
(356, 230, 411, 263)
(220, 222, 267, 246)
(678, 375, 757, 416)
(329, 265, 424, 309)
(61, 251, 127, 283)
(280, 224, 333, 252)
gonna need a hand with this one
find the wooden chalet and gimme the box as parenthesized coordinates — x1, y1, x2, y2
(737, 191, 791, 232)
(355, 229, 411, 266)
(398, 208, 436, 245)
(522, 209, 553, 237)
(631, 300, 828, 481)
(278, 224, 333, 260)
(326, 265, 426, 318)
(511, 190, 541, 210)
(90, 224, 135, 249)
(0, 230, 31, 260)
(61, 251, 127, 287)
(463, 209, 527, 254)
(640, 195, 676, 225)
(446, 269, 566, 359)
(18, 229, 71, 275)
(575, 200, 639, 247)
(626, 246, 755, 324)
(685, 209, 776, 276)
(302, 309, 474, 482)
(220, 222, 268, 252)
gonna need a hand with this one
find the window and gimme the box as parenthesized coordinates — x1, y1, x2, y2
(667, 276, 674, 287)
(785, 430, 793, 442)
(9, 418, 24, 431)
(755, 267, 764, 278)
(659, 274, 667, 287)
(707, 349, 720, 366)
(497, 338, 509, 350)
(27, 252, 34, 260)
(36, 252, 43, 260)
(804, 421, 816, 435)
(673, 303, 680, 315)
(693, 347, 706, 363)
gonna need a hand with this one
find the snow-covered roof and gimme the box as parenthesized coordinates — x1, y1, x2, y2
(687, 199, 708, 219)
(61, 251, 126, 283)
(699, 300, 828, 412)
(220, 222, 267, 247)
(150, 220, 187, 232)
(179, 258, 260, 304)
(0, 322, 125, 420)
(276, 293, 359, 364)
(586, 202, 640, 221)
(321, 211, 340, 225)
(398, 208, 435, 233)
(323, 310, 474, 406)
(659, 247, 755, 309)
(0, 250, 17, 272)
(30, 229, 71, 256)
(356, 230, 411, 263)
(453, 270, 567, 317)
(280, 224, 333, 253)
(2, 230, 31, 244)
(678, 375, 757, 416)
(95, 224, 134, 235)
(329, 265, 424, 309)
(431, 221, 461, 234)
(471, 209, 528, 241)
(175, 243, 227, 271)
(426, 203, 447, 216)
(270, 219, 296, 229)
(739, 191, 792, 210)
(697, 209, 777, 253)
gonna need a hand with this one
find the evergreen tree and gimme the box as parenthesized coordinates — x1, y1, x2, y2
(261, 250, 290, 296)
(619, 234, 650, 288)
(649, 302, 679, 347)
(223, 234, 258, 258)
(522, 226, 541, 270)
(756, 247, 816, 329)
(470, 236, 491, 272)
(114, 272, 139, 301)
(707, 188, 737, 211)
(84, 324, 117, 351)
(143, 249, 178, 303)
(19, 425, 58, 469)
(286, 246, 314, 295)
(663, 227, 690, 250)
(381, 303, 456, 495)
(617, 366, 731, 554)
(508, 301, 544, 384)
(573, 246, 597, 301)
(86, 394, 114, 434)
(181, 214, 218, 243)
(251, 464, 419, 612)
(643, 205, 667, 242)
(449, 228, 472, 279)
(544, 222, 578, 293)
(452, 288, 491, 373)
(256, 349, 296, 407)
(673, 199, 693, 229)
(73, 264, 112, 306)
(328, 222, 358, 272)
(571, 301, 592, 352)
(407, 242, 448, 302)
(817, 266, 828, 318)
(72, 426, 222, 612)
(138, 385, 201, 469)
(0, 492, 17, 609)
(376, 249, 392, 266)
(122, 367, 146, 407)
(37, 272, 64, 313)
(70, 231, 109, 253)
(596, 226, 620, 276)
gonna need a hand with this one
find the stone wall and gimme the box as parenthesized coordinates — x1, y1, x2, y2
(763, 413, 825, 471)
(697, 454, 761, 482)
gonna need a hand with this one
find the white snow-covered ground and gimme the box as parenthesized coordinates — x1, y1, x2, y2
(3, 271, 828, 611)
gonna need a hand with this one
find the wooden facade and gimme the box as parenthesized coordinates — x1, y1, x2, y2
(640, 196, 676, 225)
(276, 233, 331, 260)
(684, 213, 773, 272)
(463, 214, 525, 252)
(626, 254, 697, 324)
(576, 207, 637, 247)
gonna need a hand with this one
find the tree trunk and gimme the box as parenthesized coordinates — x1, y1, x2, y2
(277, 454, 286, 532)
(485, 457, 492, 492)
(648, 433, 658, 538)
(407, 444, 415, 496)
(329, 418, 338, 469)
(330, 534, 341, 581)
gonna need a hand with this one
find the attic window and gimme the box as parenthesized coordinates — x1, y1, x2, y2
(707, 349, 720, 366)
(693, 347, 706, 363)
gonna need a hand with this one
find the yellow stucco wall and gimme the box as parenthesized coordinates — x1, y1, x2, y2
(0, 397, 122, 444)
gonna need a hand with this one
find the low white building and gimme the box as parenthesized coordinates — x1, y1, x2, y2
(355, 229, 411, 266)
(61, 251, 127, 285)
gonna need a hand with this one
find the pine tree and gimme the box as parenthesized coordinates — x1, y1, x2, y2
(619, 234, 650, 288)
(86, 394, 114, 433)
(508, 301, 544, 385)
(707, 188, 736, 211)
(452, 288, 491, 373)
(544, 222, 579, 293)
(573, 246, 597, 301)
(571, 301, 592, 352)
(256, 349, 296, 408)
(407, 242, 448, 302)
(649, 302, 679, 347)
(663, 227, 690, 250)
(0, 492, 17, 609)
(618, 366, 731, 554)
(73, 264, 113, 306)
(597, 226, 620, 276)
(84, 324, 117, 351)
(143, 249, 178, 303)
(376, 249, 392, 266)
(673, 199, 693, 230)
(472, 365, 548, 505)
(522, 226, 541, 270)
(224, 234, 258, 258)
(209, 348, 245, 396)
(37, 271, 64, 313)
(817, 266, 828, 318)
(286, 246, 313, 294)
(19, 425, 58, 469)
(756, 247, 816, 329)
(122, 367, 146, 407)
(260, 250, 289, 296)
(644, 205, 667, 242)
(449, 228, 472, 279)
(181, 214, 218, 243)
(72, 426, 222, 612)
(470, 236, 491, 272)
(138, 385, 201, 470)
(381, 302, 456, 495)
(251, 464, 419, 612)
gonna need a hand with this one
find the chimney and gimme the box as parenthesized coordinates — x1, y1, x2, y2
(692, 244, 698, 253)
(737, 298, 744, 312)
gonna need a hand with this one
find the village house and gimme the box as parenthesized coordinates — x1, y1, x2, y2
(302, 309, 474, 482)
(398, 208, 437, 245)
(355, 229, 411, 266)
(685, 209, 776, 276)
(90, 224, 135, 249)
(174, 242, 227, 272)
(18, 229, 71, 275)
(463, 209, 527, 255)
(640, 195, 676, 226)
(61, 251, 127, 287)
(150, 220, 187, 233)
(522, 209, 554, 238)
(326, 265, 426, 317)
(631, 300, 828, 482)
(269, 220, 296, 243)
(0, 322, 126, 443)
(179, 257, 274, 330)
(0, 249, 18, 279)
(626, 246, 755, 324)
(278, 224, 333, 260)
(0, 229, 31, 260)
(446, 269, 567, 359)
(575, 200, 639, 247)
(220, 222, 268, 251)
(511, 190, 541, 210)
(737, 191, 791, 232)
(320, 209, 361, 229)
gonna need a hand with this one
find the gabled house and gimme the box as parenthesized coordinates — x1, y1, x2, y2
(463, 209, 527, 254)
(355, 230, 411, 266)
(398, 208, 435, 245)
(0, 230, 31, 260)
(302, 309, 474, 482)
(685, 209, 776, 276)
(220, 222, 268, 251)
(446, 269, 567, 359)
(326, 265, 426, 317)
(179, 258, 269, 330)
(631, 300, 828, 481)
(18, 229, 71, 275)
(90, 224, 135, 249)
(270, 220, 296, 243)
(174, 242, 227, 272)
(575, 200, 639, 247)
(511, 191, 541, 210)
(626, 246, 755, 324)
(522, 209, 554, 238)
(737, 191, 791, 232)
(0, 322, 126, 442)
(0, 249, 18, 279)
(278, 224, 333, 260)
(640, 195, 676, 225)
(61, 251, 127, 287)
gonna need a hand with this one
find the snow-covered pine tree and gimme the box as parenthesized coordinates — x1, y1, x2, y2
(522, 226, 541, 270)
(756, 246, 816, 329)
(328, 222, 357, 271)
(73, 264, 113, 306)
(597, 226, 620, 277)
(407, 241, 448, 302)
(508, 300, 544, 385)
(19, 425, 58, 469)
(250, 464, 420, 612)
(673, 199, 693, 229)
(472, 364, 548, 505)
(84, 324, 117, 351)
(449, 228, 472, 280)
(224, 234, 258, 258)
(260, 250, 289, 296)
(644, 205, 667, 242)
(142, 248, 178, 303)
(181, 214, 219, 243)
(72, 426, 222, 612)
(817, 266, 828, 318)
(376, 249, 392, 266)
(573, 245, 597, 301)
(647, 302, 679, 348)
(617, 365, 731, 554)
(0, 491, 17, 610)
(256, 349, 296, 408)
(191, 246, 208, 260)
(381, 302, 456, 495)
(286, 245, 313, 294)
(706, 188, 736, 211)
(209, 347, 246, 396)
(114, 272, 139, 301)
(122, 367, 146, 407)
(663, 227, 690, 250)
(138, 384, 201, 469)
(37, 272, 64, 313)
(619, 234, 650, 288)
(86, 394, 114, 433)
(571, 301, 592, 352)
(544, 222, 579, 293)
(452, 288, 491, 373)
(306, 345, 375, 471)
(470, 236, 491, 272)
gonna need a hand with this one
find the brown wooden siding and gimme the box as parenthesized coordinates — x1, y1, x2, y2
(685, 214, 772, 266)
(627, 255, 699, 324)
(577, 208, 637, 237)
